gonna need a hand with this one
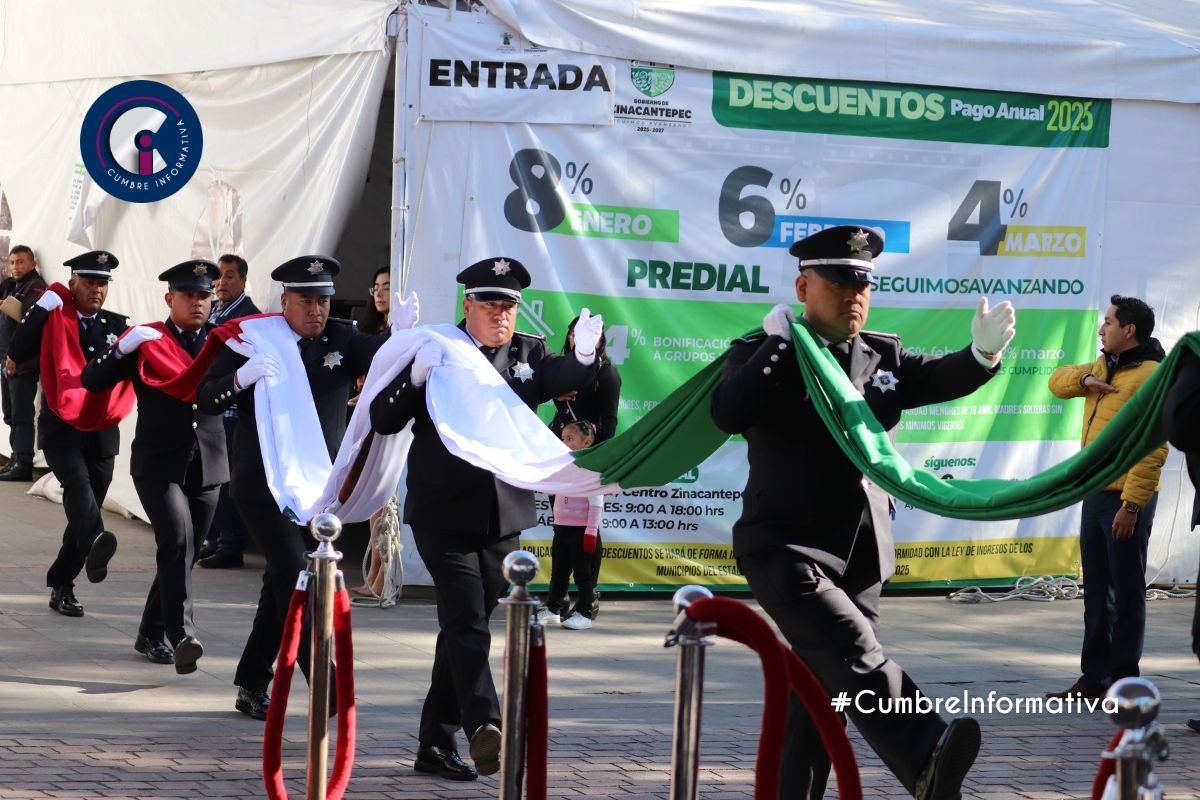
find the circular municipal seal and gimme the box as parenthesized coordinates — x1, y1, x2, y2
(79, 79, 203, 203)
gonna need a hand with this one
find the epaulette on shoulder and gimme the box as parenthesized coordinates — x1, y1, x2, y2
(325, 317, 355, 328)
(860, 329, 900, 343)
(732, 331, 768, 346)
(513, 329, 546, 341)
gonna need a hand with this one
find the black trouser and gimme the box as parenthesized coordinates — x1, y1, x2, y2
(134, 457, 220, 644)
(232, 473, 317, 691)
(43, 444, 114, 589)
(204, 413, 244, 557)
(413, 527, 517, 750)
(737, 529, 944, 799)
(1, 370, 38, 465)
(546, 524, 601, 618)
(1079, 491, 1158, 686)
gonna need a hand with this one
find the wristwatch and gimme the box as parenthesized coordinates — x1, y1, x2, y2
(1122, 500, 1141, 514)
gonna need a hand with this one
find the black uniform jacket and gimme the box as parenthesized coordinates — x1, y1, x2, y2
(9, 303, 129, 454)
(711, 329, 997, 580)
(82, 321, 228, 486)
(370, 322, 597, 540)
(196, 317, 385, 495)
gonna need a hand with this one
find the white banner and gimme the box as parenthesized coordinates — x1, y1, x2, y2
(418, 17, 615, 125)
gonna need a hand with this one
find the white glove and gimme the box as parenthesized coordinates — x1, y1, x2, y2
(763, 304, 795, 338)
(573, 308, 604, 365)
(971, 297, 1016, 364)
(117, 325, 162, 355)
(410, 343, 442, 387)
(235, 353, 281, 389)
(391, 290, 420, 332)
(35, 291, 63, 312)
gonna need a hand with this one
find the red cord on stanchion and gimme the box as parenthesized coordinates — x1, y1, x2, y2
(1091, 730, 1124, 800)
(327, 589, 356, 799)
(684, 597, 791, 800)
(779, 648, 862, 800)
(525, 629, 548, 800)
(262, 585, 357, 800)
(264, 586, 308, 800)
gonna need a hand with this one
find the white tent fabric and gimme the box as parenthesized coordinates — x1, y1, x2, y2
(482, 0, 1200, 103)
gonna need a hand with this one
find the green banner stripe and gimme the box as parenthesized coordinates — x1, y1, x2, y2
(548, 202, 680, 242)
(712, 72, 1111, 148)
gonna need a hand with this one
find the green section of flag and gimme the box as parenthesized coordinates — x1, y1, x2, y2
(711, 72, 1110, 148)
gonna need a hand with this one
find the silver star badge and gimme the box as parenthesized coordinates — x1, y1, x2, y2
(323, 351, 344, 369)
(308, 260, 325, 274)
(492, 258, 512, 276)
(96, 253, 109, 265)
(105, 333, 118, 346)
(870, 369, 898, 393)
(847, 229, 870, 251)
(193, 264, 208, 276)
(512, 361, 533, 382)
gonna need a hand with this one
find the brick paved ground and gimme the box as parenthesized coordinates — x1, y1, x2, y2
(1, 479, 1197, 799)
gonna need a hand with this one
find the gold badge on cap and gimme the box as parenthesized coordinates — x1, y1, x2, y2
(308, 260, 325, 274)
(193, 264, 209, 276)
(492, 258, 511, 275)
(847, 229, 870, 251)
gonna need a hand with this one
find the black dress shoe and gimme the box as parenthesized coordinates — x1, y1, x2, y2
(0, 463, 32, 481)
(414, 746, 477, 781)
(134, 634, 175, 665)
(915, 717, 981, 800)
(1188, 717, 1200, 733)
(48, 586, 84, 617)
(196, 542, 218, 561)
(236, 686, 270, 720)
(198, 551, 244, 569)
(85, 530, 118, 583)
(469, 722, 502, 776)
(172, 636, 204, 675)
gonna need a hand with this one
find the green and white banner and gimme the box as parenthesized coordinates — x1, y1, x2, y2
(403, 7, 1113, 588)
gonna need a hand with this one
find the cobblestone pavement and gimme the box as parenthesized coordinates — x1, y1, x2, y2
(1, 481, 1198, 798)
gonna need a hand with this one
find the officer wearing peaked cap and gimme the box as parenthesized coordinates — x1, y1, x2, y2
(712, 225, 1018, 799)
(82, 259, 226, 673)
(369, 255, 602, 780)
(8, 250, 129, 618)
(198, 254, 387, 720)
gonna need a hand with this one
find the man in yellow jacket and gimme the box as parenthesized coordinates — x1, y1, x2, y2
(1047, 295, 1168, 699)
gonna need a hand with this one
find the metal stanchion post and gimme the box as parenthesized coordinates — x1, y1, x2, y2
(498, 550, 540, 800)
(306, 513, 344, 800)
(1101, 677, 1169, 800)
(664, 586, 716, 800)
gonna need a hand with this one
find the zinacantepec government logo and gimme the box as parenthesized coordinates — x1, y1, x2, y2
(80, 80, 203, 203)
(631, 63, 675, 98)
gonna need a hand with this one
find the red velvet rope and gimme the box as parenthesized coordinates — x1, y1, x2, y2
(1091, 730, 1124, 800)
(262, 586, 358, 800)
(779, 648, 863, 800)
(263, 588, 308, 800)
(327, 589, 356, 800)
(685, 597, 790, 800)
(525, 631, 549, 800)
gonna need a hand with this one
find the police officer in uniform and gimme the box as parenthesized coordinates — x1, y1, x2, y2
(198, 256, 385, 719)
(9, 251, 129, 617)
(711, 226, 1017, 800)
(369, 257, 603, 781)
(82, 260, 227, 674)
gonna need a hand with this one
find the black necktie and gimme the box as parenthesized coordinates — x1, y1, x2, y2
(298, 337, 313, 359)
(831, 340, 852, 372)
(182, 331, 202, 358)
(79, 317, 94, 338)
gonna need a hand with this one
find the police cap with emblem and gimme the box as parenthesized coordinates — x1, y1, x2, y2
(788, 225, 884, 285)
(64, 250, 119, 281)
(159, 259, 219, 293)
(456, 257, 531, 302)
(271, 255, 341, 296)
